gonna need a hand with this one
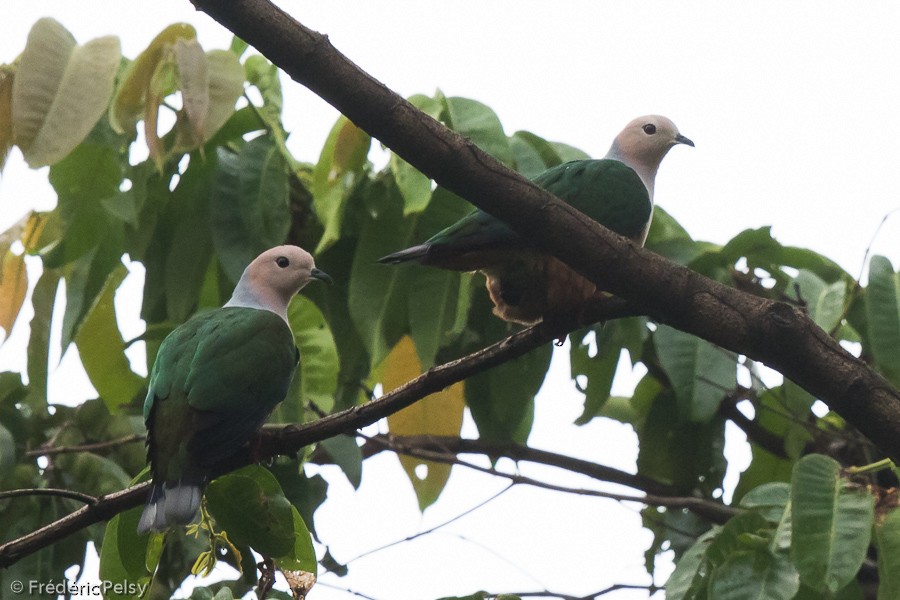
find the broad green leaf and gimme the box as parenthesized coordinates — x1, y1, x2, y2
(277, 295, 339, 419)
(391, 153, 432, 215)
(665, 527, 718, 600)
(704, 510, 769, 569)
(875, 507, 900, 600)
(637, 389, 726, 494)
(273, 506, 318, 576)
(165, 154, 215, 322)
(25, 270, 59, 411)
(74, 264, 143, 412)
(383, 336, 464, 509)
(211, 135, 291, 282)
(98, 507, 155, 600)
(244, 54, 284, 131)
(442, 96, 512, 165)
(320, 435, 363, 489)
(791, 269, 845, 332)
(551, 141, 591, 162)
(790, 454, 875, 593)
(465, 313, 551, 443)
(110, 23, 197, 135)
(654, 325, 737, 422)
(312, 116, 371, 253)
(708, 550, 799, 600)
(206, 465, 296, 558)
(59, 231, 124, 353)
(347, 178, 414, 368)
(866, 255, 900, 386)
(509, 130, 564, 178)
(740, 482, 791, 524)
(0, 67, 13, 171)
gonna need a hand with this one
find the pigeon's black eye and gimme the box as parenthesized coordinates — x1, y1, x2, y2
(275, 256, 290, 268)
(642, 123, 657, 135)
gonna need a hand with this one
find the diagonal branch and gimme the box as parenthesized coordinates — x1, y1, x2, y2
(188, 0, 900, 460)
(0, 305, 623, 568)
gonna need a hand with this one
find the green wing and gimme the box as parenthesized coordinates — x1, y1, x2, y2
(144, 307, 297, 477)
(420, 159, 651, 262)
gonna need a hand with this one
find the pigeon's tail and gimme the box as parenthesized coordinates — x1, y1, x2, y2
(377, 244, 431, 265)
(137, 480, 202, 534)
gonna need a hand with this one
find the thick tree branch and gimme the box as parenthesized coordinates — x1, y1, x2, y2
(188, 0, 900, 459)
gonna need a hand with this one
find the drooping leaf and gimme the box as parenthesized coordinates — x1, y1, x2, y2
(875, 506, 900, 600)
(320, 435, 363, 489)
(654, 325, 737, 422)
(173, 49, 244, 151)
(708, 550, 799, 600)
(275, 295, 339, 420)
(790, 454, 875, 593)
(665, 527, 718, 600)
(273, 506, 318, 576)
(173, 38, 209, 145)
(791, 269, 846, 332)
(383, 336, 464, 509)
(866, 255, 900, 386)
(98, 506, 155, 600)
(206, 465, 296, 558)
(312, 116, 371, 253)
(25, 269, 59, 411)
(74, 264, 143, 412)
(211, 135, 291, 282)
(442, 96, 512, 166)
(0, 219, 28, 342)
(110, 23, 197, 135)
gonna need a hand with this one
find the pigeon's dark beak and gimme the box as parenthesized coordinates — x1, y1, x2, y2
(675, 133, 695, 147)
(309, 268, 333, 285)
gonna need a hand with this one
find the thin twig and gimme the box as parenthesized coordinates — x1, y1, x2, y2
(0, 488, 97, 505)
(26, 434, 145, 457)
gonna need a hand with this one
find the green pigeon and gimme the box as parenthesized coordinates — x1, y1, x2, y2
(137, 245, 331, 534)
(379, 115, 693, 325)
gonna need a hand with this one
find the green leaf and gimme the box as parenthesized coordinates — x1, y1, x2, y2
(206, 465, 296, 558)
(740, 482, 791, 524)
(320, 435, 363, 489)
(273, 506, 318, 575)
(173, 38, 209, 145)
(25, 269, 59, 411)
(654, 325, 737, 422)
(875, 507, 900, 600)
(708, 550, 799, 600)
(442, 96, 512, 166)
(0, 422, 14, 478)
(391, 153, 432, 215)
(276, 295, 339, 419)
(13, 18, 121, 167)
(312, 116, 371, 253)
(98, 506, 155, 600)
(790, 454, 875, 592)
(466, 320, 550, 443)
(509, 130, 564, 178)
(665, 527, 718, 600)
(211, 135, 291, 282)
(174, 49, 244, 150)
(791, 269, 846, 332)
(74, 264, 143, 412)
(866, 255, 900, 386)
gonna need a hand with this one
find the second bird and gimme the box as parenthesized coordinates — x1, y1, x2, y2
(379, 115, 693, 325)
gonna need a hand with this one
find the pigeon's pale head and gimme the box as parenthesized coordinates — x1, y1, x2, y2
(227, 245, 331, 319)
(606, 115, 693, 200)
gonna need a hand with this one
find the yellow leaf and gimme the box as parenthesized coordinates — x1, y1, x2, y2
(109, 23, 196, 135)
(0, 247, 27, 343)
(383, 335, 464, 510)
(74, 265, 144, 412)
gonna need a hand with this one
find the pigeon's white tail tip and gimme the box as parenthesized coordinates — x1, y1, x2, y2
(136, 482, 202, 534)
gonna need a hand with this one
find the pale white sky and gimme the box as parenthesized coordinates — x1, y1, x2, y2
(2, 2, 899, 599)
